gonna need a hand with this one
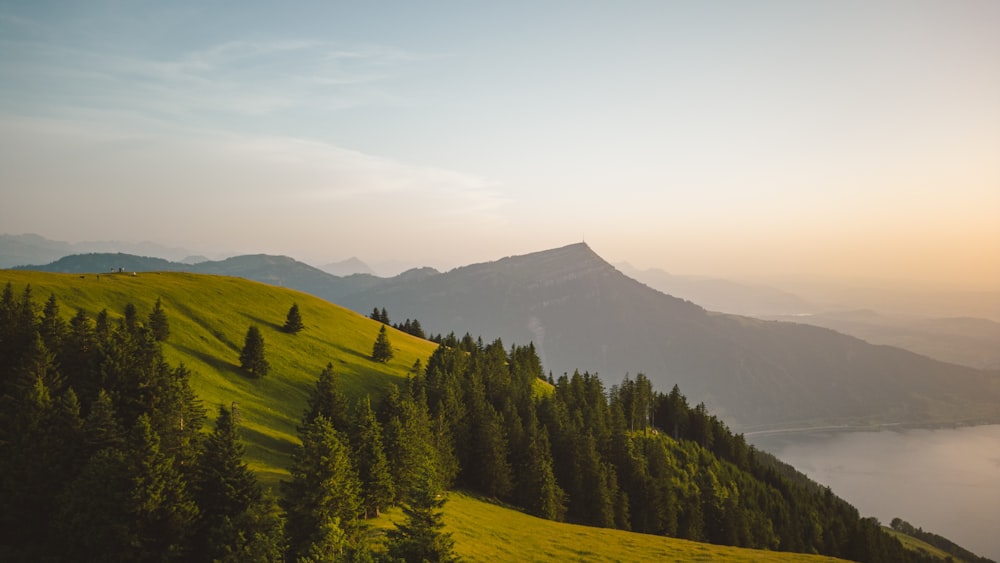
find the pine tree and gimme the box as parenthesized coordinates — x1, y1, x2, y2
(39, 293, 66, 352)
(385, 463, 457, 563)
(371, 325, 394, 363)
(282, 303, 304, 334)
(238, 325, 269, 377)
(282, 416, 362, 561)
(149, 297, 170, 342)
(302, 362, 350, 433)
(352, 397, 395, 518)
(520, 427, 567, 521)
(192, 404, 269, 562)
(58, 414, 197, 562)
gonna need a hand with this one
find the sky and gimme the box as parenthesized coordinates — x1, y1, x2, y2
(1, 0, 998, 287)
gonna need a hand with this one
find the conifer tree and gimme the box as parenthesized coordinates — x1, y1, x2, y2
(239, 325, 269, 377)
(282, 416, 362, 561)
(149, 297, 170, 342)
(352, 397, 395, 518)
(59, 414, 197, 562)
(303, 362, 350, 433)
(385, 463, 457, 563)
(520, 427, 567, 521)
(39, 293, 66, 352)
(282, 303, 304, 334)
(193, 404, 275, 562)
(371, 324, 394, 363)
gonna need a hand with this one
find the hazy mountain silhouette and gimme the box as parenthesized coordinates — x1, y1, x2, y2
(0, 233, 197, 267)
(317, 256, 375, 276)
(333, 243, 1000, 430)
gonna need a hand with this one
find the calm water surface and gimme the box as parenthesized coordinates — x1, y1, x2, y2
(749, 425, 1000, 562)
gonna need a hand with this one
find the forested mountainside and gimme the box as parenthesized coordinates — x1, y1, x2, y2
(18, 246, 1000, 432)
(2, 272, 985, 562)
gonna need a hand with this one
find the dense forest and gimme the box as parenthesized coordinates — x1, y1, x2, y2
(0, 284, 944, 562)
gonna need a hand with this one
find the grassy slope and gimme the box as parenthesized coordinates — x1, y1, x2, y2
(0, 270, 437, 481)
(372, 492, 849, 563)
(883, 528, 970, 562)
(2, 270, 853, 562)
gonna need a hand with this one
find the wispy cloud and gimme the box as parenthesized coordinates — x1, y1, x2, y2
(0, 29, 428, 123)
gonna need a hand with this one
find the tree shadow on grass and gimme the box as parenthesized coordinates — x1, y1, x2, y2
(241, 313, 284, 333)
(174, 343, 251, 379)
(239, 424, 297, 460)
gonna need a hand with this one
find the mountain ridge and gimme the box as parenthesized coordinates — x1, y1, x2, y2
(12, 244, 1000, 431)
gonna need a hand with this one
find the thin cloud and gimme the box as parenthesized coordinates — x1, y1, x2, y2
(1, 31, 428, 121)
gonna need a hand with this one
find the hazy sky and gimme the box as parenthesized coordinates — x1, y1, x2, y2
(2, 1, 998, 287)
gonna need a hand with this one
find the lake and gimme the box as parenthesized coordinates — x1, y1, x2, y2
(748, 425, 1000, 562)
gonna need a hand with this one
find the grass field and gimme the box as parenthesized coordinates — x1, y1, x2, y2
(370, 492, 850, 563)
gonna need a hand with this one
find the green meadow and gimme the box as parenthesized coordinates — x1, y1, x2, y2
(372, 492, 850, 563)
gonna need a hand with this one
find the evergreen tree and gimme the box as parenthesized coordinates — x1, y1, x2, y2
(239, 325, 269, 377)
(303, 362, 350, 433)
(59, 414, 197, 562)
(282, 416, 362, 561)
(149, 297, 170, 342)
(193, 404, 274, 563)
(39, 293, 66, 353)
(519, 427, 566, 521)
(352, 397, 395, 518)
(371, 325, 394, 363)
(282, 303, 304, 334)
(385, 463, 458, 563)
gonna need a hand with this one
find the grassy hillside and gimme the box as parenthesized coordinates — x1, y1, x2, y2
(370, 492, 849, 563)
(0, 270, 882, 562)
(0, 270, 438, 481)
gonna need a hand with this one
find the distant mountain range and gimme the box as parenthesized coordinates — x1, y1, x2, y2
(11, 243, 1000, 431)
(0, 233, 197, 267)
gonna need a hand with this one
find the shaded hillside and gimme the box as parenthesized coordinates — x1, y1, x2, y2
(334, 243, 1000, 431)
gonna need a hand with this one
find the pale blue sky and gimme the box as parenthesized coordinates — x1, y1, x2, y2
(1, 1, 998, 286)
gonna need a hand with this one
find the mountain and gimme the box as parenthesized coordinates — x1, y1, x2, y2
(318, 256, 375, 276)
(333, 243, 1000, 431)
(15, 246, 1000, 431)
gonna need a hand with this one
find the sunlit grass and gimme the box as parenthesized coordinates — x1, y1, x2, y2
(370, 492, 849, 562)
